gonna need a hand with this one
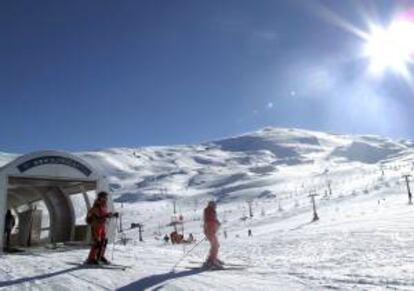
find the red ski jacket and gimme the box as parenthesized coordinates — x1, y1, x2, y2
(87, 201, 110, 227)
(204, 206, 219, 235)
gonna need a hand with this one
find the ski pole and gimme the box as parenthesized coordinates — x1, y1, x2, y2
(111, 216, 119, 261)
(171, 236, 207, 272)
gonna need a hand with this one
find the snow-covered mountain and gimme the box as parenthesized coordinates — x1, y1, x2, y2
(63, 128, 414, 203)
(1, 127, 413, 208)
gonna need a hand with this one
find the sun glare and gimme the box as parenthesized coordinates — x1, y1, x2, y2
(364, 21, 414, 77)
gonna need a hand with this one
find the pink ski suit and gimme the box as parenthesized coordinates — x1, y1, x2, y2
(203, 202, 220, 264)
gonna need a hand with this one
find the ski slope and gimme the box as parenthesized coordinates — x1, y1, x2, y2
(1, 127, 414, 290)
(1, 184, 414, 290)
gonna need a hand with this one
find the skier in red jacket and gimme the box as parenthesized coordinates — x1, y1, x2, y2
(86, 191, 118, 265)
(203, 200, 222, 268)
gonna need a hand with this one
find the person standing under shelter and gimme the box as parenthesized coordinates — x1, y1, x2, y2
(4, 209, 15, 250)
(203, 200, 222, 268)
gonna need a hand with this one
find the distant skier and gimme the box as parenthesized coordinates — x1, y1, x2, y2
(4, 209, 15, 250)
(187, 233, 194, 243)
(203, 201, 222, 268)
(248, 229, 252, 237)
(163, 234, 169, 243)
(85, 191, 118, 265)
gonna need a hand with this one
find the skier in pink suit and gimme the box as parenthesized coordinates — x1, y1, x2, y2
(203, 201, 222, 268)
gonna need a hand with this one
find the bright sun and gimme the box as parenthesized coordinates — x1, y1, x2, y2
(364, 20, 414, 77)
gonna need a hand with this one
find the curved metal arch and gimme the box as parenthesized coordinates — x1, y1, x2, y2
(0, 150, 99, 179)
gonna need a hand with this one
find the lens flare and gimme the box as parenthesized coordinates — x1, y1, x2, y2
(364, 20, 414, 77)
(315, 3, 414, 82)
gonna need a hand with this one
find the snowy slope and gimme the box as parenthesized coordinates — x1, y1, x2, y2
(75, 128, 412, 205)
(1, 127, 411, 206)
(1, 179, 414, 290)
(1, 127, 414, 290)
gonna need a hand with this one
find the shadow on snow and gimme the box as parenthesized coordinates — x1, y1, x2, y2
(117, 268, 204, 291)
(0, 266, 80, 288)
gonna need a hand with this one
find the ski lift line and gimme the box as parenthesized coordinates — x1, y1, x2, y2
(134, 162, 407, 228)
(120, 215, 154, 234)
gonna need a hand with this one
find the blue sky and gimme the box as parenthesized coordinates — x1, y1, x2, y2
(1, 0, 413, 153)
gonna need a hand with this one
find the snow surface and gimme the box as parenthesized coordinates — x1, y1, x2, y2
(1, 127, 414, 290)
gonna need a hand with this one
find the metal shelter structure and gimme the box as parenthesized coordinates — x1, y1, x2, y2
(0, 151, 112, 251)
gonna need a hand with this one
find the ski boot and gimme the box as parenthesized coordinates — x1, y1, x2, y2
(99, 257, 111, 265)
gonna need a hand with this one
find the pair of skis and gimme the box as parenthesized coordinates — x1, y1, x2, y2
(183, 260, 247, 271)
(69, 260, 247, 272)
(67, 261, 131, 271)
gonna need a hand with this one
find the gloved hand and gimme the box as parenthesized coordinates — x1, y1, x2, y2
(112, 212, 119, 218)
